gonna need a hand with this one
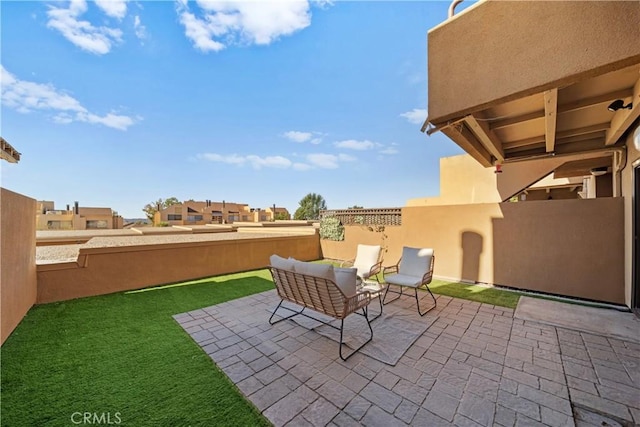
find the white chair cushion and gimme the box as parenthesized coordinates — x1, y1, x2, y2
(399, 247, 433, 278)
(384, 273, 422, 288)
(270, 254, 296, 272)
(352, 244, 381, 279)
(334, 267, 357, 296)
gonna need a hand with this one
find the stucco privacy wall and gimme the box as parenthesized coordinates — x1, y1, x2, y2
(321, 199, 624, 304)
(427, 1, 640, 123)
(1, 188, 37, 345)
(407, 154, 501, 206)
(37, 234, 320, 303)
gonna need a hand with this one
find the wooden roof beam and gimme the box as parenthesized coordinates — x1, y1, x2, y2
(463, 115, 505, 163)
(605, 76, 640, 146)
(489, 88, 633, 131)
(544, 89, 558, 153)
(441, 123, 493, 167)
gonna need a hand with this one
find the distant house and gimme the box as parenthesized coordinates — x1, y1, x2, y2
(154, 200, 290, 226)
(36, 201, 123, 230)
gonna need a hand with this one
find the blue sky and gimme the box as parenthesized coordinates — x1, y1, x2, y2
(1, 0, 464, 218)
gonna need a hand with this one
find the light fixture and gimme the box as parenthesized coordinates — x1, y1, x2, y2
(494, 164, 503, 174)
(607, 99, 632, 112)
(590, 166, 608, 176)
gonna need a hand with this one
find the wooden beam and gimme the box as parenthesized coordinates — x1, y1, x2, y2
(489, 88, 633, 131)
(557, 122, 611, 140)
(544, 89, 558, 153)
(490, 110, 544, 131)
(605, 76, 640, 145)
(557, 88, 632, 114)
(503, 135, 545, 150)
(441, 123, 493, 167)
(463, 115, 505, 162)
(556, 131, 606, 145)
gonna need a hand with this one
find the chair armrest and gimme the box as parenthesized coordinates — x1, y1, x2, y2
(368, 261, 383, 278)
(420, 255, 435, 285)
(383, 258, 401, 277)
(344, 290, 371, 315)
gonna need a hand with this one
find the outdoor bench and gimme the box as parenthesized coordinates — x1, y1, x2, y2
(268, 256, 374, 360)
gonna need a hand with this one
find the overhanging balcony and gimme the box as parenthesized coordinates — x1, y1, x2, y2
(425, 1, 640, 168)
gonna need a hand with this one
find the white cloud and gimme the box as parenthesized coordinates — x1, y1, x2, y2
(198, 153, 246, 165)
(334, 139, 379, 151)
(400, 108, 428, 125)
(293, 162, 312, 171)
(306, 153, 339, 169)
(379, 147, 398, 155)
(46, 0, 123, 55)
(283, 130, 312, 143)
(338, 153, 356, 162)
(134, 15, 147, 41)
(198, 153, 292, 169)
(95, 0, 128, 19)
(198, 151, 352, 171)
(246, 155, 292, 169)
(306, 152, 356, 169)
(177, 9, 226, 52)
(1, 65, 137, 131)
(176, 0, 315, 53)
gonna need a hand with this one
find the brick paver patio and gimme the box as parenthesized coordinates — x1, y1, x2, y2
(175, 290, 640, 426)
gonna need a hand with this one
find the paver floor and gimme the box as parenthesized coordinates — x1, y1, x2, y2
(175, 290, 640, 426)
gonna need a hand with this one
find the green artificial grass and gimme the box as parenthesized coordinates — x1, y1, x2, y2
(428, 279, 522, 309)
(1, 270, 275, 427)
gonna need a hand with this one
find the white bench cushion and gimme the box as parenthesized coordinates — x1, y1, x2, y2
(334, 267, 357, 297)
(270, 254, 296, 272)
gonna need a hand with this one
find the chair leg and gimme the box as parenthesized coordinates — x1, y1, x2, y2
(269, 300, 305, 325)
(382, 284, 404, 306)
(339, 309, 373, 361)
(415, 286, 437, 317)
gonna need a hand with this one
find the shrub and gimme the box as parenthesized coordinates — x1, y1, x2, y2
(319, 217, 344, 241)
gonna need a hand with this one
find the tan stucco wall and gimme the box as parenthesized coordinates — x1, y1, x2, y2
(1, 189, 37, 345)
(623, 125, 640, 306)
(321, 199, 624, 304)
(407, 154, 501, 206)
(37, 234, 320, 303)
(428, 1, 640, 123)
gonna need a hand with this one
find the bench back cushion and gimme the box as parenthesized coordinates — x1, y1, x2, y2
(289, 260, 356, 297)
(270, 254, 296, 272)
(334, 267, 357, 297)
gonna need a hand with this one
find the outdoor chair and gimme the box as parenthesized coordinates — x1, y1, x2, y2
(340, 244, 383, 283)
(382, 246, 436, 316)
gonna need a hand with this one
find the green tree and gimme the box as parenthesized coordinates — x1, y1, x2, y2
(274, 212, 289, 220)
(348, 205, 364, 209)
(293, 193, 326, 220)
(142, 197, 181, 222)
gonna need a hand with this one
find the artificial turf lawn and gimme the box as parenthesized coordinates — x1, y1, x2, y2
(0, 269, 275, 427)
(1, 268, 523, 426)
(428, 279, 522, 309)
